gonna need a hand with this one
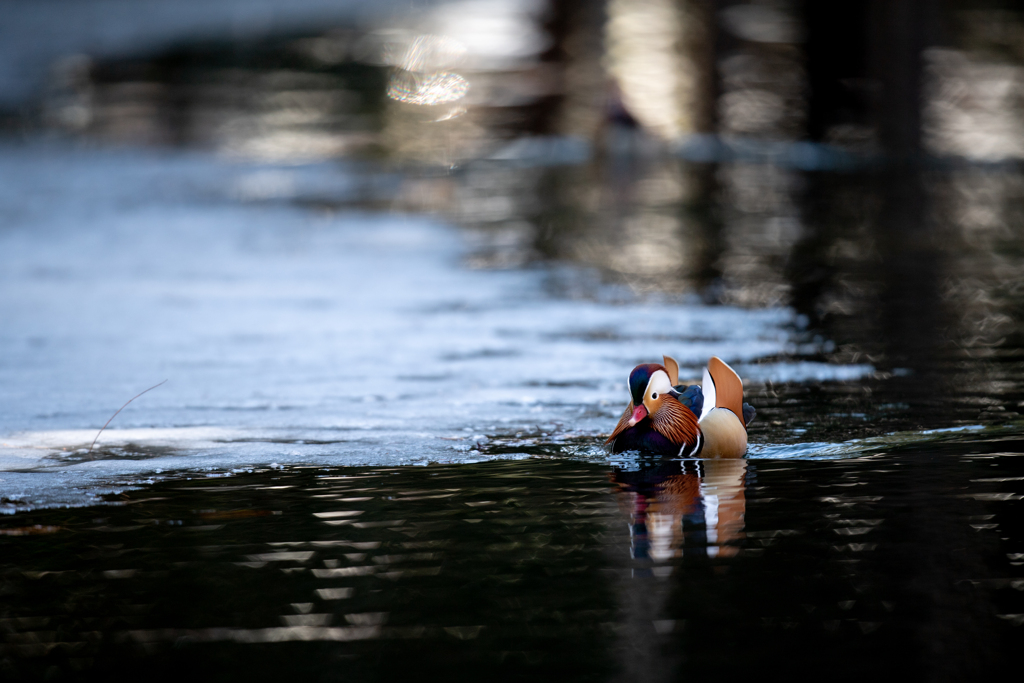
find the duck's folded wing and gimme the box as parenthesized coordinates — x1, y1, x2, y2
(652, 397, 701, 453)
(672, 384, 703, 420)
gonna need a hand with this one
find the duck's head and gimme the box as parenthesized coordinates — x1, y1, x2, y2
(625, 363, 677, 427)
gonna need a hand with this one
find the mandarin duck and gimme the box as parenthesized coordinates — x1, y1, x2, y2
(606, 355, 755, 458)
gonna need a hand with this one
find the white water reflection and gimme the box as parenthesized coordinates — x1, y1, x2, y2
(387, 70, 469, 106)
(385, 34, 469, 109)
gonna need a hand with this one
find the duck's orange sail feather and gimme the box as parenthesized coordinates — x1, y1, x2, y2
(708, 356, 746, 427)
(662, 355, 679, 387)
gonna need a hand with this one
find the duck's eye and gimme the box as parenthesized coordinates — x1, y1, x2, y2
(651, 392, 658, 400)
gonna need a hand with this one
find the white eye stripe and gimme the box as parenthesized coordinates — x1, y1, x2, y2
(645, 370, 673, 399)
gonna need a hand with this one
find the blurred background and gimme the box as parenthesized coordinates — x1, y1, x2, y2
(2, 2, 1024, 681)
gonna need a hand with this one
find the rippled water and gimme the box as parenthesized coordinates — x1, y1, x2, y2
(1, 446, 1021, 681)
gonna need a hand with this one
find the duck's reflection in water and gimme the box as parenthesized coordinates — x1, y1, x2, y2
(613, 457, 747, 566)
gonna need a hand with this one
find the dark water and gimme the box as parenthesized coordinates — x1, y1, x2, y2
(2, 444, 1022, 681)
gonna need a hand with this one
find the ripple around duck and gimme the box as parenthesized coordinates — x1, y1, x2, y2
(2, 421, 1021, 513)
(0, 448, 1021, 680)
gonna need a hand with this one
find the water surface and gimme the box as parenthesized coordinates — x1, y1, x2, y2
(2, 447, 1021, 681)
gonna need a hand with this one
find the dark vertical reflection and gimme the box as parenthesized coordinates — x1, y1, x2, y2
(805, 1, 870, 143)
(796, 6, 1014, 677)
(867, 0, 942, 367)
(682, 0, 720, 136)
(683, 163, 727, 301)
(787, 172, 858, 331)
(868, 0, 937, 160)
(874, 170, 942, 371)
